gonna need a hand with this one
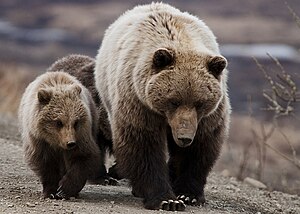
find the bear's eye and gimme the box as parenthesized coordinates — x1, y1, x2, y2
(195, 102, 203, 109)
(169, 100, 181, 108)
(55, 120, 63, 129)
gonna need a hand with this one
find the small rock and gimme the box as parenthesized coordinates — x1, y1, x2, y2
(226, 186, 232, 190)
(26, 202, 36, 207)
(7, 204, 14, 208)
(15, 196, 21, 199)
(243, 177, 267, 189)
(221, 169, 230, 177)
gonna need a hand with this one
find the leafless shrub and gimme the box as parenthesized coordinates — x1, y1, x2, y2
(236, 3, 300, 182)
(254, 53, 300, 168)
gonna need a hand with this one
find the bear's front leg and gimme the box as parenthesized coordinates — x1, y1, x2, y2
(168, 128, 223, 206)
(55, 153, 94, 199)
(25, 142, 61, 198)
(113, 124, 186, 211)
(40, 161, 61, 199)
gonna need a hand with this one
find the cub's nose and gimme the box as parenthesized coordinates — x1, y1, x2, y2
(178, 138, 193, 146)
(66, 141, 77, 150)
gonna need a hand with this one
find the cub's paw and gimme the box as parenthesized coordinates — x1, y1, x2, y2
(160, 199, 186, 211)
(43, 186, 58, 199)
(51, 185, 69, 200)
(50, 186, 79, 200)
(177, 194, 205, 206)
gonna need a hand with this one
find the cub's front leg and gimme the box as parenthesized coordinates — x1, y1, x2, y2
(25, 141, 61, 198)
(55, 151, 98, 199)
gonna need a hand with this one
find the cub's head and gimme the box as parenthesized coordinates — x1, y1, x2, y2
(145, 48, 227, 147)
(36, 83, 91, 150)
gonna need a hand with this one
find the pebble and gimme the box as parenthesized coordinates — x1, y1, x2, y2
(243, 177, 267, 189)
(7, 204, 14, 208)
(26, 202, 36, 207)
(221, 169, 230, 177)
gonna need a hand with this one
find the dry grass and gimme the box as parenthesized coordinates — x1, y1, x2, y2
(216, 114, 300, 195)
(0, 64, 38, 115)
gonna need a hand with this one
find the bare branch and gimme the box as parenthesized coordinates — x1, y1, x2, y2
(286, 2, 300, 30)
(264, 142, 300, 170)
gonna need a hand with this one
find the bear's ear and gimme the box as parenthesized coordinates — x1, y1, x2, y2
(38, 89, 52, 105)
(152, 48, 175, 69)
(207, 56, 227, 78)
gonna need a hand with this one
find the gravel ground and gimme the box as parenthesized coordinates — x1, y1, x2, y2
(0, 116, 299, 214)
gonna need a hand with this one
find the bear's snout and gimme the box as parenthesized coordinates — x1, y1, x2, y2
(66, 141, 77, 150)
(167, 106, 198, 148)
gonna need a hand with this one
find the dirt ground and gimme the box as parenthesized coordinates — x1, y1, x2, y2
(0, 115, 299, 214)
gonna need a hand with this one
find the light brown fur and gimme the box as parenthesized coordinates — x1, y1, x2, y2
(19, 71, 101, 199)
(47, 54, 117, 183)
(95, 3, 231, 211)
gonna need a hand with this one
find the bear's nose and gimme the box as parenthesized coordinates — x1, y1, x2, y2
(67, 141, 77, 150)
(178, 137, 193, 146)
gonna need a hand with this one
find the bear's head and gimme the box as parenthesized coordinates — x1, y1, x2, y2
(144, 48, 227, 147)
(36, 83, 91, 150)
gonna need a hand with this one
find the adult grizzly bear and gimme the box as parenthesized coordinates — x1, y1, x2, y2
(47, 54, 118, 183)
(95, 3, 231, 211)
(19, 71, 102, 199)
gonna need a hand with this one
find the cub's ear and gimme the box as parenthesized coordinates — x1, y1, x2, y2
(38, 89, 52, 105)
(152, 48, 175, 69)
(72, 84, 82, 95)
(207, 56, 227, 78)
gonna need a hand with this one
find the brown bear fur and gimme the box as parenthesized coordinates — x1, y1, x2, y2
(47, 54, 119, 182)
(19, 71, 102, 199)
(95, 3, 231, 211)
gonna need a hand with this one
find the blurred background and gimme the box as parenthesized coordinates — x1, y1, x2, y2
(0, 0, 299, 195)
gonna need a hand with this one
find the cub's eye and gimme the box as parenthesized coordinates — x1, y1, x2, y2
(169, 100, 181, 108)
(55, 120, 63, 128)
(74, 120, 79, 129)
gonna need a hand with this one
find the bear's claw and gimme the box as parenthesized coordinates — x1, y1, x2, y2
(177, 195, 200, 206)
(54, 186, 69, 200)
(160, 199, 186, 211)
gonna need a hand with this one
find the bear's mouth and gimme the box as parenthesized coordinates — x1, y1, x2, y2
(176, 137, 194, 147)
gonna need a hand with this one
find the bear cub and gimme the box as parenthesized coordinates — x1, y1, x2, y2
(19, 71, 101, 199)
(47, 54, 118, 183)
